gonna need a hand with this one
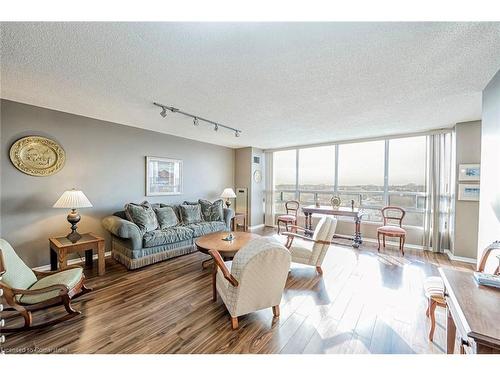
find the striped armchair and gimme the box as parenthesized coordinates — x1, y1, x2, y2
(209, 237, 291, 329)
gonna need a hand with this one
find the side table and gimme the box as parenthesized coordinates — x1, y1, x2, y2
(49, 232, 105, 276)
(231, 212, 248, 232)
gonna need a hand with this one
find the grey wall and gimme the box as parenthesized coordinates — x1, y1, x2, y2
(453, 121, 481, 259)
(1, 100, 235, 268)
(478, 70, 500, 263)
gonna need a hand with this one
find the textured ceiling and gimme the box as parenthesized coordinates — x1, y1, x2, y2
(1, 22, 500, 149)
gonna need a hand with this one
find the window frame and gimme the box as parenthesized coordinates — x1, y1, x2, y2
(273, 136, 428, 227)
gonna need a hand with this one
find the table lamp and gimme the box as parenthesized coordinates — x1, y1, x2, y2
(220, 188, 236, 208)
(53, 189, 93, 243)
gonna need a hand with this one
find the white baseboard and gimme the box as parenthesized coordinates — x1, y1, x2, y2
(444, 249, 477, 264)
(248, 224, 265, 231)
(33, 251, 112, 272)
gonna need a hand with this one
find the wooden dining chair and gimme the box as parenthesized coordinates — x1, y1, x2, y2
(423, 241, 500, 342)
(377, 206, 406, 256)
(277, 200, 300, 234)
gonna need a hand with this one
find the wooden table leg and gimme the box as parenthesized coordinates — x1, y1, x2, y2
(447, 307, 456, 354)
(85, 249, 93, 268)
(50, 247, 58, 271)
(58, 249, 67, 270)
(97, 240, 105, 276)
(352, 216, 362, 248)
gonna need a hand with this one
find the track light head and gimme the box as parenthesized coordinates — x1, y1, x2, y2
(193, 117, 199, 126)
(214, 124, 219, 132)
(160, 107, 167, 118)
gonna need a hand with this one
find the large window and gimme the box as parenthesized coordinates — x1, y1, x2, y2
(272, 135, 430, 226)
(298, 146, 335, 207)
(388, 136, 427, 226)
(274, 150, 297, 214)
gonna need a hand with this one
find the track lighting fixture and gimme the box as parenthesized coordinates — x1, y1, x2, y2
(153, 102, 242, 137)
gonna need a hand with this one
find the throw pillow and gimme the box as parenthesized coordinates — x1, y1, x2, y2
(179, 204, 203, 224)
(124, 201, 159, 234)
(154, 206, 179, 229)
(198, 199, 224, 222)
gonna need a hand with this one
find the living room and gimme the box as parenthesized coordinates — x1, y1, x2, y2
(1, 1, 500, 372)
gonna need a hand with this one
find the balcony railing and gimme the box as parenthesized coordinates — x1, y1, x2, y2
(273, 189, 427, 226)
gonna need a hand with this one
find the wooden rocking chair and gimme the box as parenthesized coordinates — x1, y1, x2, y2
(0, 238, 91, 332)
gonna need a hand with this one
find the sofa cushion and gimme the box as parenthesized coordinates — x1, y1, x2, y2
(199, 199, 224, 222)
(143, 227, 194, 248)
(179, 204, 203, 224)
(124, 201, 159, 234)
(185, 221, 227, 237)
(154, 206, 179, 229)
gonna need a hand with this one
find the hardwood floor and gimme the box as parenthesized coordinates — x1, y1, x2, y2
(3, 230, 473, 354)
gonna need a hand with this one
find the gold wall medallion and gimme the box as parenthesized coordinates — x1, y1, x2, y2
(9, 136, 66, 176)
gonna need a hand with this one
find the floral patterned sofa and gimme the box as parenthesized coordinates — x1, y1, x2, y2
(102, 200, 234, 270)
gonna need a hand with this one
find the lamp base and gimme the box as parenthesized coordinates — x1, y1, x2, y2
(66, 209, 82, 243)
(66, 230, 82, 243)
(225, 200, 231, 208)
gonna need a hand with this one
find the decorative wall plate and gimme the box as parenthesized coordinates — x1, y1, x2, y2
(331, 195, 341, 208)
(9, 136, 66, 176)
(253, 169, 262, 183)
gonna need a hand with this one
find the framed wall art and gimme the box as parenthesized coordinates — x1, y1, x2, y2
(458, 184, 480, 201)
(146, 156, 183, 196)
(458, 164, 480, 181)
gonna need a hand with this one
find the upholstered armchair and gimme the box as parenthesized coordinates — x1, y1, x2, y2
(209, 237, 291, 329)
(0, 238, 91, 331)
(283, 216, 337, 275)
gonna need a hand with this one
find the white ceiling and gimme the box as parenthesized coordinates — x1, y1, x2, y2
(1, 22, 500, 149)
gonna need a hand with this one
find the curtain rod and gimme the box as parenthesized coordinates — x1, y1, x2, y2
(262, 127, 455, 153)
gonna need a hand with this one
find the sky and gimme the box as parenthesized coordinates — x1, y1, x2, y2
(274, 136, 426, 186)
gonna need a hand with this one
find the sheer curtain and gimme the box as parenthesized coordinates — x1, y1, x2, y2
(264, 151, 275, 227)
(423, 132, 455, 253)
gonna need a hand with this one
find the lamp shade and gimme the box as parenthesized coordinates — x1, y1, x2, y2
(220, 188, 236, 199)
(53, 189, 93, 209)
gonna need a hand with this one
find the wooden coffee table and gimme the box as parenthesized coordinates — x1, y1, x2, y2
(195, 231, 261, 268)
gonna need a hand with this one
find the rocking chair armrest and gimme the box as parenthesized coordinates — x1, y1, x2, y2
(208, 249, 239, 287)
(11, 283, 69, 296)
(282, 231, 332, 246)
(33, 265, 82, 277)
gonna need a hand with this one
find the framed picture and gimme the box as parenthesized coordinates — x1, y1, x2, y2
(458, 184, 480, 201)
(458, 164, 480, 181)
(146, 156, 183, 196)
